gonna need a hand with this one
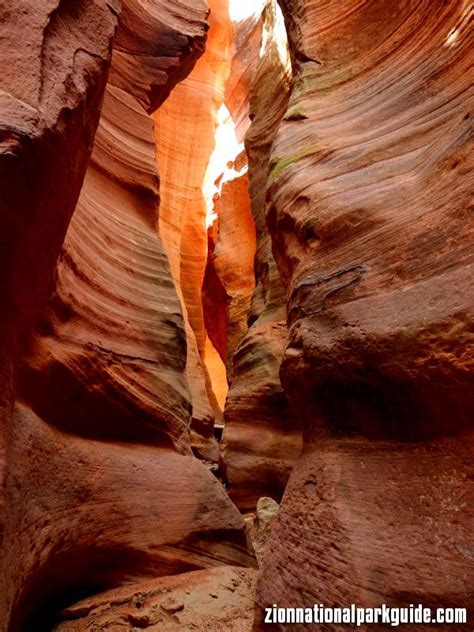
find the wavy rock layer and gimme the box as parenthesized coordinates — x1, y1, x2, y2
(221, 0, 302, 511)
(6, 404, 253, 630)
(207, 167, 257, 376)
(225, 6, 265, 143)
(154, 0, 234, 453)
(19, 0, 211, 453)
(2, 3, 255, 630)
(0, 0, 119, 626)
(255, 0, 474, 624)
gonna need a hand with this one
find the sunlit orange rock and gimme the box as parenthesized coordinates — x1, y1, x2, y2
(225, 5, 264, 142)
(206, 167, 257, 375)
(154, 0, 234, 454)
(221, 0, 302, 511)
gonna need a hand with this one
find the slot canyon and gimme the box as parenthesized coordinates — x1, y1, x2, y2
(0, 0, 472, 630)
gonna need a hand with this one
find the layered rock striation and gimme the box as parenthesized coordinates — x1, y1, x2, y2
(1, 2, 256, 630)
(1, 0, 120, 624)
(154, 0, 235, 455)
(1, 0, 472, 630)
(221, 0, 303, 511)
(254, 0, 474, 625)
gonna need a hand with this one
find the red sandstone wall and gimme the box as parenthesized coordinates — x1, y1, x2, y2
(1, 3, 256, 629)
(254, 0, 474, 626)
(221, 0, 303, 511)
(1, 1, 472, 630)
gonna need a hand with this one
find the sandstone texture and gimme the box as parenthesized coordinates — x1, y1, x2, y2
(1, 0, 472, 630)
(225, 5, 264, 144)
(245, 497, 280, 562)
(53, 567, 256, 631)
(154, 0, 235, 452)
(254, 0, 474, 626)
(221, 1, 303, 511)
(1, 3, 256, 630)
(5, 404, 253, 630)
(19, 0, 210, 453)
(206, 165, 257, 377)
(1, 0, 120, 623)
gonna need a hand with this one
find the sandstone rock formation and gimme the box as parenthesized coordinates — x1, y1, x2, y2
(1, 0, 472, 630)
(206, 163, 257, 378)
(154, 1, 264, 459)
(1, 2, 256, 630)
(225, 6, 265, 143)
(53, 566, 256, 631)
(245, 497, 280, 562)
(19, 0, 211, 454)
(154, 1, 237, 461)
(254, 0, 474, 626)
(220, 0, 303, 511)
(1, 0, 120, 624)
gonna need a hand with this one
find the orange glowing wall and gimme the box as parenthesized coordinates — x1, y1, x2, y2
(154, 1, 233, 422)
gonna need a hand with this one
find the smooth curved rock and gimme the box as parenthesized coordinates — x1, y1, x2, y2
(209, 167, 257, 375)
(2, 3, 256, 630)
(4, 404, 253, 630)
(255, 0, 474, 624)
(154, 0, 234, 449)
(3, 1, 472, 629)
(19, 0, 209, 452)
(0, 0, 119, 624)
(225, 5, 264, 143)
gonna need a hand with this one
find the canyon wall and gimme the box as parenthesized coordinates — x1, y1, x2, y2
(1, 0, 472, 630)
(253, 0, 474, 627)
(0, 0, 120, 624)
(154, 0, 233, 457)
(221, 0, 303, 511)
(1, 2, 256, 630)
(154, 3, 263, 461)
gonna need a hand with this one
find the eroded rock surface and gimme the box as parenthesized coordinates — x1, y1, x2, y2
(221, 0, 302, 511)
(207, 166, 257, 376)
(1, 1, 472, 630)
(20, 0, 210, 453)
(53, 567, 256, 631)
(1, 3, 256, 630)
(154, 0, 234, 452)
(255, 0, 474, 625)
(245, 497, 280, 562)
(0, 0, 119, 625)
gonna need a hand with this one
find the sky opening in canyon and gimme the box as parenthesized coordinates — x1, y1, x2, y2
(203, 104, 246, 230)
(228, 0, 264, 23)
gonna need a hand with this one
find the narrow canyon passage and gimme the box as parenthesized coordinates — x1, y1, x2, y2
(0, 0, 472, 631)
(153, 0, 260, 462)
